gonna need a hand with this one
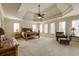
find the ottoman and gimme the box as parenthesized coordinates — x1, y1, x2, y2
(59, 38, 70, 45)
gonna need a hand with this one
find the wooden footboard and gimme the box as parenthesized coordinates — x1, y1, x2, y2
(26, 32, 40, 39)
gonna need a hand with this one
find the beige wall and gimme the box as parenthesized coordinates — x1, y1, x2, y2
(4, 18, 31, 38)
(4, 18, 13, 38)
(0, 12, 4, 28)
(0, 17, 1, 27)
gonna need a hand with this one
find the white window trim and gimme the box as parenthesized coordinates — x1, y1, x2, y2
(59, 21, 66, 34)
(50, 22, 55, 34)
(40, 24, 43, 33)
(13, 23, 20, 32)
(44, 24, 48, 33)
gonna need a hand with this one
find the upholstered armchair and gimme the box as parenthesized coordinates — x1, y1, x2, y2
(56, 32, 68, 41)
(0, 28, 5, 36)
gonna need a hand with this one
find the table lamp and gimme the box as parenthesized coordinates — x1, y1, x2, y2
(72, 28, 76, 36)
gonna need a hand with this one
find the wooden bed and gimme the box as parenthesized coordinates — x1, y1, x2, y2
(21, 28, 40, 39)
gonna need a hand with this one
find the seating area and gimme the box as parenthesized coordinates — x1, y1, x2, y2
(56, 32, 70, 45)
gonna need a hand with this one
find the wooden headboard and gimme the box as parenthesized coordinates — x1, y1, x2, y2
(21, 28, 32, 32)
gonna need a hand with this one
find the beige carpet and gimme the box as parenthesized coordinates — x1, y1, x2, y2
(17, 37, 79, 56)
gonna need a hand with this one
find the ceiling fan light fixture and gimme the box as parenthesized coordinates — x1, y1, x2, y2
(38, 16, 42, 19)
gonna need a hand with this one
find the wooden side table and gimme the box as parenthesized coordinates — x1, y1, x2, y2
(15, 32, 21, 39)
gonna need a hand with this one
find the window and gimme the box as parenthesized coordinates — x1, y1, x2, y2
(44, 24, 48, 33)
(40, 24, 43, 32)
(50, 23, 55, 34)
(72, 20, 79, 35)
(32, 24, 37, 32)
(13, 23, 20, 32)
(59, 21, 66, 34)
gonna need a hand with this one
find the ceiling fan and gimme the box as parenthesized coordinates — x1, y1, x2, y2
(35, 5, 44, 19)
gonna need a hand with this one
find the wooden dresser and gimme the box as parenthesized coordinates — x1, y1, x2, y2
(0, 44, 19, 56)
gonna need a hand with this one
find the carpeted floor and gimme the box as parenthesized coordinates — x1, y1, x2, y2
(17, 37, 79, 56)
